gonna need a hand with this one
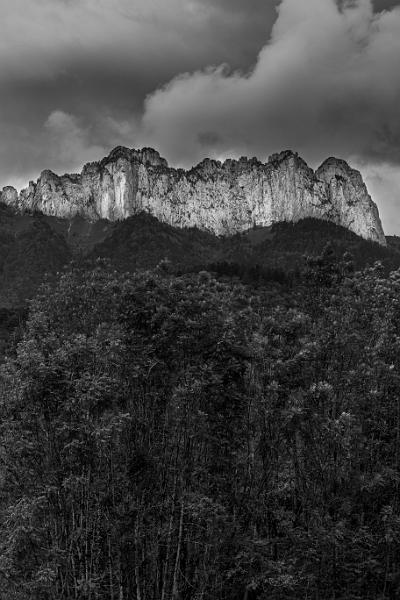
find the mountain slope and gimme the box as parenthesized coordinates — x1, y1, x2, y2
(90, 213, 400, 276)
(0, 204, 398, 309)
(0, 203, 72, 307)
(0, 205, 399, 362)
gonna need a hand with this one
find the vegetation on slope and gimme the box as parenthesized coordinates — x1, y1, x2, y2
(1, 247, 400, 598)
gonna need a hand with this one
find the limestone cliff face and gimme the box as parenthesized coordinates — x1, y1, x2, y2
(0, 146, 386, 245)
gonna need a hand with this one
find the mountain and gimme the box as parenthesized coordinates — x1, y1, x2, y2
(0, 146, 386, 245)
(0, 145, 394, 356)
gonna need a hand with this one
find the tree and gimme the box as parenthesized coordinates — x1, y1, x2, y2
(0, 261, 256, 599)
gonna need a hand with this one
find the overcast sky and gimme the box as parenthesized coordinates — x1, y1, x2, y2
(1, 0, 400, 233)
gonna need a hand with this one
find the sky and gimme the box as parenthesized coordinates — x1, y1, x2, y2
(1, 0, 400, 233)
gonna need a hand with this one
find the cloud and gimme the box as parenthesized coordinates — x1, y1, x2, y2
(44, 111, 104, 170)
(0, 0, 277, 87)
(136, 0, 400, 232)
(139, 0, 400, 166)
(0, 0, 277, 188)
(0, 109, 138, 189)
(373, 0, 400, 10)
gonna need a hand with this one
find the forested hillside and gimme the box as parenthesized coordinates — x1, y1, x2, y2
(2, 209, 399, 361)
(1, 203, 399, 309)
(1, 245, 400, 599)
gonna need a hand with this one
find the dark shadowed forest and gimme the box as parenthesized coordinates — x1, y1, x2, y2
(1, 237, 400, 599)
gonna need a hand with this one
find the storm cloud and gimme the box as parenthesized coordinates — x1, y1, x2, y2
(0, 0, 278, 186)
(137, 0, 400, 232)
(1, 0, 400, 232)
(140, 0, 400, 166)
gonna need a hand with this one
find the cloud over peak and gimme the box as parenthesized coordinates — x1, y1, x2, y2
(132, 0, 400, 233)
(139, 0, 400, 169)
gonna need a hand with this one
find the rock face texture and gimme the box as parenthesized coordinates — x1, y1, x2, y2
(0, 146, 386, 245)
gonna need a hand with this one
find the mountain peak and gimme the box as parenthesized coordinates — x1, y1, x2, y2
(0, 146, 386, 245)
(98, 146, 168, 170)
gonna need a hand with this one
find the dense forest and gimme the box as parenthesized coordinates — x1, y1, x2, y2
(1, 240, 400, 599)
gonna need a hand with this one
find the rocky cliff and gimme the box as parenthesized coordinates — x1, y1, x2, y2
(0, 146, 386, 245)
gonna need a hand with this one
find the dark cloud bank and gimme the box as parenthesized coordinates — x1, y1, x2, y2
(1, 0, 400, 232)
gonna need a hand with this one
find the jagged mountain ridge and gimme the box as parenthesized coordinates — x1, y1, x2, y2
(0, 146, 386, 245)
